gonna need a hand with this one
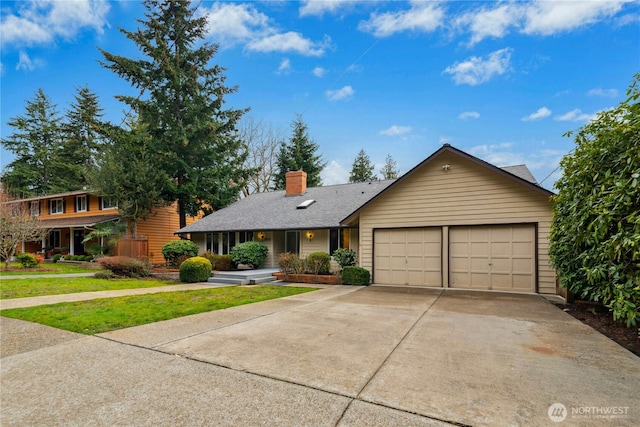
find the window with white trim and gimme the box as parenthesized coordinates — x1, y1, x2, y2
(30, 201, 40, 217)
(50, 199, 64, 215)
(76, 195, 87, 212)
(101, 197, 118, 210)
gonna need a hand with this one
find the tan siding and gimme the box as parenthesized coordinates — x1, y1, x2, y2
(359, 153, 556, 294)
(301, 229, 329, 256)
(136, 203, 182, 264)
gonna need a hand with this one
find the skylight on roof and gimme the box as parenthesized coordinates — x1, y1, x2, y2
(297, 199, 316, 209)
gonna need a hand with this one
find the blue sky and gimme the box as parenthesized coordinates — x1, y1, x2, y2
(1, 0, 639, 190)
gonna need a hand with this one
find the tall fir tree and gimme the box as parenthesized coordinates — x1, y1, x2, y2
(380, 154, 399, 180)
(89, 117, 170, 235)
(98, 0, 250, 227)
(274, 115, 325, 189)
(61, 86, 105, 188)
(1, 88, 66, 196)
(349, 149, 376, 183)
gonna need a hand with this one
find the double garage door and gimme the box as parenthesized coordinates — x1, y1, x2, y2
(374, 225, 535, 292)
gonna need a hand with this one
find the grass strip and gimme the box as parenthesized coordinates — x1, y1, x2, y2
(1, 277, 176, 299)
(0, 285, 317, 334)
(0, 263, 101, 276)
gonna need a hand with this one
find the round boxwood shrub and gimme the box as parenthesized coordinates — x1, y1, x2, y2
(230, 241, 268, 269)
(306, 252, 331, 275)
(179, 256, 213, 283)
(162, 240, 199, 266)
(52, 254, 63, 263)
(341, 266, 370, 286)
(15, 253, 38, 268)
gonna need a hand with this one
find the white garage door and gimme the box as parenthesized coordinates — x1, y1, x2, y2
(449, 225, 535, 292)
(374, 228, 441, 286)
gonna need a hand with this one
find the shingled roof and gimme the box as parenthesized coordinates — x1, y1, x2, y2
(176, 180, 395, 234)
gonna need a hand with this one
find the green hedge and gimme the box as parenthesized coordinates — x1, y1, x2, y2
(16, 253, 38, 268)
(179, 256, 213, 283)
(341, 266, 370, 286)
(162, 240, 199, 266)
(306, 252, 331, 275)
(98, 256, 151, 278)
(230, 242, 268, 269)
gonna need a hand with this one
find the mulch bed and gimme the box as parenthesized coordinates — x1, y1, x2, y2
(555, 301, 640, 357)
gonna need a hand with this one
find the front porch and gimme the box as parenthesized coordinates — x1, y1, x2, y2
(208, 268, 280, 285)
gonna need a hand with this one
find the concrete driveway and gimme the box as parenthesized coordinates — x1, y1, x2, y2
(1, 285, 638, 426)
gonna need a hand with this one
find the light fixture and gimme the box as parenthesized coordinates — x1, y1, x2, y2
(305, 230, 315, 240)
(442, 163, 451, 171)
(256, 231, 266, 241)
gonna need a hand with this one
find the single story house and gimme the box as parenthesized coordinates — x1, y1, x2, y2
(177, 144, 558, 295)
(4, 190, 193, 264)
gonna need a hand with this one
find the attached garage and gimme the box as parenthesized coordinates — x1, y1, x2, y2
(343, 144, 557, 295)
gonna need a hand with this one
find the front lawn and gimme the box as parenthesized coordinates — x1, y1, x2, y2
(0, 277, 176, 299)
(0, 263, 101, 276)
(0, 286, 317, 334)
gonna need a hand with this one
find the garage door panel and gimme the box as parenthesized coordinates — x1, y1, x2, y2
(374, 228, 442, 286)
(449, 225, 535, 292)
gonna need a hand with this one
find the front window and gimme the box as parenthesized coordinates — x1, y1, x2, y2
(205, 233, 219, 253)
(330, 228, 350, 255)
(285, 231, 300, 254)
(101, 197, 117, 210)
(50, 199, 64, 215)
(222, 232, 236, 255)
(76, 195, 87, 212)
(49, 230, 61, 248)
(239, 231, 253, 243)
(30, 201, 40, 217)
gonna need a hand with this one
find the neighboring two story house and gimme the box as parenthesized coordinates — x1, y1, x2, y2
(7, 190, 189, 264)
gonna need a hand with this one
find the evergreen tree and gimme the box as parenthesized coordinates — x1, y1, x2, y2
(274, 115, 325, 189)
(89, 117, 169, 235)
(61, 86, 105, 188)
(1, 89, 66, 196)
(380, 154, 399, 180)
(349, 149, 376, 183)
(98, 0, 250, 227)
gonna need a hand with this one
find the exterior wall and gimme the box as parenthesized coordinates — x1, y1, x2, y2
(358, 152, 556, 294)
(28, 194, 117, 221)
(136, 202, 183, 264)
(300, 229, 329, 256)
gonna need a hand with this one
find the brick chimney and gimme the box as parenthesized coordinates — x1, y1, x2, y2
(285, 170, 307, 196)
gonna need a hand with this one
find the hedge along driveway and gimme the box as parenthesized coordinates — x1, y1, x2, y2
(0, 286, 317, 334)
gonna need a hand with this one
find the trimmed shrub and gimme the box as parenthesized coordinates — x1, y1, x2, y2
(230, 242, 268, 268)
(179, 256, 212, 283)
(341, 266, 371, 286)
(278, 252, 302, 279)
(161, 240, 199, 266)
(98, 256, 151, 278)
(333, 248, 357, 268)
(52, 254, 63, 263)
(16, 253, 38, 268)
(306, 252, 331, 275)
(200, 251, 219, 266)
(214, 255, 235, 271)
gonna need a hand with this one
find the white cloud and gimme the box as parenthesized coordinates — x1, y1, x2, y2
(246, 32, 330, 57)
(313, 66, 326, 77)
(1, 0, 110, 48)
(276, 58, 292, 75)
(321, 160, 349, 185)
(555, 108, 596, 122)
(455, 0, 629, 44)
(588, 88, 618, 98)
(443, 48, 512, 86)
(16, 51, 43, 71)
(380, 125, 412, 136)
(456, 3, 521, 45)
(202, 2, 270, 47)
(522, 107, 551, 121)
(522, 0, 627, 36)
(458, 111, 480, 120)
(358, 1, 445, 37)
(325, 85, 354, 101)
(299, 0, 355, 17)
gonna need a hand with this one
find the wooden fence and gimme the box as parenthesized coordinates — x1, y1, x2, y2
(115, 235, 148, 260)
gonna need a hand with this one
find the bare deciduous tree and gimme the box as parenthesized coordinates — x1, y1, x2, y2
(0, 202, 49, 269)
(239, 117, 285, 195)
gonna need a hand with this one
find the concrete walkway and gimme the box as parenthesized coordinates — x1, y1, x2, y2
(1, 286, 639, 426)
